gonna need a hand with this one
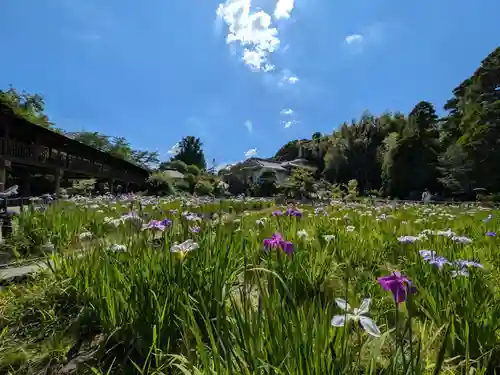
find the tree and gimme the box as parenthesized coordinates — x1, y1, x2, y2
(442, 47, 500, 191)
(0, 86, 54, 129)
(287, 168, 314, 199)
(437, 144, 473, 193)
(171, 136, 206, 170)
(69, 131, 159, 168)
(312, 132, 322, 140)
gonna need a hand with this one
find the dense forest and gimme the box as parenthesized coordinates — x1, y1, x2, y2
(272, 46, 500, 199)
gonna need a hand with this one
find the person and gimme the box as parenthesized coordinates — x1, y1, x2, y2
(422, 189, 432, 203)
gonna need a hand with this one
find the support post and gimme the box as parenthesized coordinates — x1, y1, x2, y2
(55, 168, 63, 197)
(20, 169, 30, 197)
(0, 159, 10, 193)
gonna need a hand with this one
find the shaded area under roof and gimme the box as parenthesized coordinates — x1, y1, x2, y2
(0, 102, 150, 179)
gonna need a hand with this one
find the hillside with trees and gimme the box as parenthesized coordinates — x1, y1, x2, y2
(272, 46, 499, 199)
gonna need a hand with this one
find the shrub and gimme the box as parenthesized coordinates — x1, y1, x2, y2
(168, 160, 188, 173)
(147, 172, 174, 196)
(186, 164, 201, 177)
(173, 178, 190, 192)
(194, 180, 213, 196)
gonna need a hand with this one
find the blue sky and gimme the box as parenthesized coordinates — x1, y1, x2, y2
(1, 0, 498, 169)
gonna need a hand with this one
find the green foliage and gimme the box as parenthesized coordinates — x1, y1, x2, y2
(147, 172, 174, 196)
(286, 168, 314, 199)
(225, 173, 248, 196)
(1, 200, 499, 373)
(186, 164, 201, 177)
(345, 179, 359, 200)
(69, 179, 96, 196)
(171, 136, 206, 170)
(194, 179, 213, 196)
(269, 47, 500, 199)
(0, 87, 54, 129)
(165, 160, 188, 173)
(253, 170, 278, 197)
(312, 131, 322, 140)
(70, 131, 159, 168)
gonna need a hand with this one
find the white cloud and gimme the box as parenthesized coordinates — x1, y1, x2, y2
(345, 34, 363, 45)
(280, 108, 294, 116)
(216, 0, 295, 73)
(244, 148, 258, 158)
(244, 120, 253, 133)
(215, 162, 236, 172)
(278, 69, 299, 86)
(274, 0, 295, 20)
(283, 120, 297, 128)
(167, 142, 181, 156)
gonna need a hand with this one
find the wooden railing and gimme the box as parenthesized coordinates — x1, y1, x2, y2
(0, 137, 143, 183)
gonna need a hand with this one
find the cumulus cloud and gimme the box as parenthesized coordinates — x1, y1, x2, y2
(244, 148, 258, 158)
(280, 108, 294, 116)
(274, 0, 295, 20)
(216, 0, 295, 73)
(244, 120, 253, 133)
(167, 142, 181, 156)
(345, 34, 363, 45)
(283, 120, 294, 129)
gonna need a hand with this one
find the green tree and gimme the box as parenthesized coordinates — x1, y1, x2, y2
(70, 131, 159, 168)
(0, 86, 54, 129)
(171, 136, 206, 170)
(287, 168, 314, 199)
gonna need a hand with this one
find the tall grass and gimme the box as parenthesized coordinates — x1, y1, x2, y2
(1, 198, 499, 374)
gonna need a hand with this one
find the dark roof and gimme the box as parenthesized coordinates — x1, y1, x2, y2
(0, 102, 149, 176)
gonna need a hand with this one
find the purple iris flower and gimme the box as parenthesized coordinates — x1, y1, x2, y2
(190, 225, 201, 233)
(398, 235, 421, 244)
(143, 219, 166, 232)
(161, 218, 172, 227)
(378, 272, 416, 303)
(486, 231, 496, 237)
(263, 233, 294, 256)
(454, 260, 484, 269)
(450, 260, 484, 278)
(419, 250, 450, 269)
(272, 210, 283, 217)
(285, 208, 302, 217)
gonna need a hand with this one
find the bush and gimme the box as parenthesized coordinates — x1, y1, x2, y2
(69, 179, 96, 196)
(168, 160, 188, 173)
(194, 180, 214, 196)
(147, 172, 174, 196)
(186, 164, 201, 177)
(173, 178, 190, 192)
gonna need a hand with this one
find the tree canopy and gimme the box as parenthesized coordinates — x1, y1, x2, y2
(273, 46, 500, 198)
(169, 136, 206, 170)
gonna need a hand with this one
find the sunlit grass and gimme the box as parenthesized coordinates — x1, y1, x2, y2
(1, 197, 499, 374)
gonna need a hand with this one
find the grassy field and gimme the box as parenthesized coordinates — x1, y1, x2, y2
(0, 196, 499, 374)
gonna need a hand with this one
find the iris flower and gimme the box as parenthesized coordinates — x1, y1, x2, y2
(331, 298, 381, 337)
(378, 272, 416, 303)
(263, 233, 294, 255)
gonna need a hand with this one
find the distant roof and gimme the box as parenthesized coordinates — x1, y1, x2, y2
(281, 158, 317, 170)
(255, 160, 287, 171)
(162, 169, 185, 179)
